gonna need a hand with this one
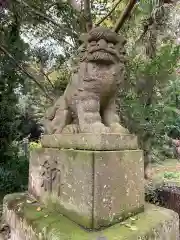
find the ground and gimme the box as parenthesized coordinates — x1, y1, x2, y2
(150, 159, 180, 177)
(146, 158, 180, 184)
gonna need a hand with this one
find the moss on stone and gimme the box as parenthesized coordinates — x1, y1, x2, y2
(5, 193, 90, 240)
(93, 205, 144, 230)
(3, 193, 179, 240)
(44, 197, 92, 229)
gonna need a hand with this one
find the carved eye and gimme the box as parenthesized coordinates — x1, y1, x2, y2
(120, 50, 126, 55)
(108, 43, 114, 48)
(81, 46, 86, 52)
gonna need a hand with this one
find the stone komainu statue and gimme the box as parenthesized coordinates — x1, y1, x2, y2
(44, 27, 129, 134)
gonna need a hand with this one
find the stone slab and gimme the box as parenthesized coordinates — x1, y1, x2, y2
(3, 193, 179, 240)
(93, 150, 144, 228)
(29, 148, 144, 229)
(41, 133, 138, 151)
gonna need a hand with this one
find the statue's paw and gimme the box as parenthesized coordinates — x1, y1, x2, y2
(43, 121, 54, 134)
(81, 122, 110, 133)
(62, 124, 79, 134)
(110, 123, 129, 134)
(93, 122, 110, 133)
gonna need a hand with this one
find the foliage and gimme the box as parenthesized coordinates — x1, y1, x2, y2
(52, 67, 70, 96)
(0, 3, 30, 195)
(0, 145, 29, 195)
(118, 42, 180, 162)
(145, 181, 160, 204)
(29, 141, 42, 150)
(0, 14, 27, 162)
(163, 171, 180, 180)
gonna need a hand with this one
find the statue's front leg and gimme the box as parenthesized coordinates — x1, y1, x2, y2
(44, 97, 72, 134)
(43, 106, 57, 134)
(103, 98, 129, 134)
(77, 97, 110, 133)
(51, 108, 71, 133)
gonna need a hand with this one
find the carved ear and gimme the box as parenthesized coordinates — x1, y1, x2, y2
(79, 33, 88, 43)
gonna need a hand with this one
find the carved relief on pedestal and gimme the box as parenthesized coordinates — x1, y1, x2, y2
(40, 160, 62, 196)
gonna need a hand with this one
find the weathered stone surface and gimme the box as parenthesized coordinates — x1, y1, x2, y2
(41, 133, 138, 151)
(29, 148, 93, 229)
(43, 27, 129, 135)
(3, 193, 179, 240)
(29, 148, 144, 229)
(93, 150, 144, 228)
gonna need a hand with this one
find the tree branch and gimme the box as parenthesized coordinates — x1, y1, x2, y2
(33, 24, 75, 49)
(25, 65, 53, 93)
(96, 0, 123, 27)
(39, 63, 55, 89)
(113, 0, 137, 33)
(135, 17, 154, 45)
(43, 71, 55, 89)
(0, 44, 53, 101)
(15, 0, 77, 38)
(84, 0, 93, 32)
(25, 64, 54, 91)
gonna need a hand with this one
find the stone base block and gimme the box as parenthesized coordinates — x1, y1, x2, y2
(3, 193, 179, 240)
(41, 133, 138, 151)
(29, 148, 144, 229)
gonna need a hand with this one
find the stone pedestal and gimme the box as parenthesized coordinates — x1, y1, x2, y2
(29, 149, 144, 229)
(29, 134, 144, 229)
(2, 133, 179, 239)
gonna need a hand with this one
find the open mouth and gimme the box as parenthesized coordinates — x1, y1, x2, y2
(88, 50, 116, 63)
(89, 47, 115, 55)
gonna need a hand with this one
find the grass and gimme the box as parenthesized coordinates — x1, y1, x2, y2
(163, 171, 180, 180)
(145, 158, 180, 194)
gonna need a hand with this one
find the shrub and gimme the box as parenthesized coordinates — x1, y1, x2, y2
(29, 141, 42, 151)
